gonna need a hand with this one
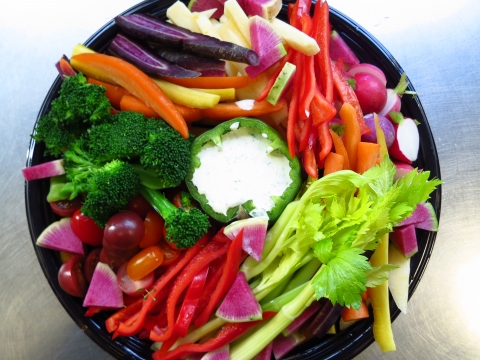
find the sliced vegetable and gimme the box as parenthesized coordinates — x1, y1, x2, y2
(117, 261, 155, 297)
(108, 33, 201, 78)
(224, 0, 252, 46)
(388, 113, 420, 164)
(388, 244, 410, 314)
(163, 75, 254, 89)
(361, 113, 395, 149)
(83, 262, 124, 308)
(283, 300, 322, 336)
(245, 44, 286, 78)
(188, 0, 224, 19)
(393, 161, 415, 182)
(340, 103, 361, 172)
(36, 217, 84, 256)
(242, 0, 282, 19)
(201, 99, 287, 121)
(115, 14, 259, 65)
(323, 152, 344, 176)
(224, 217, 268, 262)
(201, 345, 230, 360)
(341, 299, 370, 322)
(270, 18, 319, 56)
(347, 63, 387, 86)
(87, 78, 129, 109)
(390, 224, 418, 259)
(22, 159, 65, 181)
(329, 30, 360, 67)
(272, 332, 306, 360)
(266, 62, 295, 106)
(356, 142, 380, 174)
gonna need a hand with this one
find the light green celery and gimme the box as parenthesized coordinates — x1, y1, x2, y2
(230, 282, 316, 360)
(259, 271, 293, 305)
(284, 257, 321, 293)
(170, 317, 226, 350)
(261, 283, 307, 312)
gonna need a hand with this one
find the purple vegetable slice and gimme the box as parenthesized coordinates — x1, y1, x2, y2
(252, 342, 273, 360)
(114, 14, 259, 65)
(83, 262, 124, 308)
(390, 224, 418, 259)
(216, 271, 262, 322)
(223, 217, 268, 262)
(282, 300, 322, 336)
(200, 345, 229, 360)
(108, 33, 201, 78)
(272, 332, 306, 360)
(306, 298, 343, 338)
(153, 46, 226, 77)
(22, 159, 65, 181)
(188, 0, 224, 19)
(36, 217, 84, 256)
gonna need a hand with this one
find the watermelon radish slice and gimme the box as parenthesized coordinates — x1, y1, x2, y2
(216, 271, 262, 322)
(253, 342, 273, 360)
(390, 224, 418, 259)
(22, 159, 65, 181)
(36, 217, 84, 256)
(414, 204, 439, 232)
(245, 43, 286, 78)
(83, 262, 124, 308)
(330, 30, 360, 67)
(188, 0, 224, 19)
(249, 16, 282, 56)
(223, 217, 268, 261)
(388, 113, 420, 164)
(397, 202, 434, 228)
(388, 243, 410, 314)
(242, 0, 282, 19)
(282, 300, 322, 336)
(272, 332, 306, 360)
(201, 345, 229, 360)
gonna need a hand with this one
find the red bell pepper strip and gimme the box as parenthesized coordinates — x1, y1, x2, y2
(331, 60, 371, 135)
(155, 312, 277, 360)
(114, 244, 202, 337)
(298, 116, 312, 152)
(311, 88, 337, 126)
(193, 229, 244, 328)
(290, 0, 312, 29)
(314, 0, 334, 104)
(302, 129, 318, 179)
(173, 265, 210, 338)
(150, 233, 230, 342)
(256, 49, 295, 102)
(287, 50, 303, 158)
(105, 298, 143, 333)
(85, 306, 105, 317)
(318, 121, 333, 166)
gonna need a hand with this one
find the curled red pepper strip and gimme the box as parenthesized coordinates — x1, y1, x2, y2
(193, 229, 244, 328)
(105, 298, 143, 334)
(318, 121, 333, 165)
(150, 232, 230, 342)
(155, 312, 278, 360)
(314, 0, 334, 103)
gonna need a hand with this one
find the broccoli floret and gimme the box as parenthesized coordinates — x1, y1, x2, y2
(87, 111, 148, 162)
(140, 118, 193, 188)
(82, 160, 140, 227)
(33, 73, 112, 156)
(140, 186, 210, 249)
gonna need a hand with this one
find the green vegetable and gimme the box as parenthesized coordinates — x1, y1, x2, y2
(139, 186, 210, 249)
(33, 73, 111, 157)
(185, 118, 302, 223)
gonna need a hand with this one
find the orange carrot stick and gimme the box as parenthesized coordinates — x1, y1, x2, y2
(323, 152, 344, 176)
(120, 94, 202, 123)
(356, 142, 380, 174)
(340, 103, 361, 172)
(341, 299, 370, 322)
(201, 99, 287, 121)
(70, 53, 188, 139)
(88, 78, 129, 109)
(162, 76, 255, 89)
(329, 129, 351, 170)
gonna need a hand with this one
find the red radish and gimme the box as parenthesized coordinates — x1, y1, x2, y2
(201, 345, 229, 360)
(267, 62, 296, 106)
(253, 342, 273, 360)
(352, 72, 387, 114)
(223, 217, 268, 261)
(361, 113, 395, 148)
(188, 0, 224, 19)
(378, 73, 412, 118)
(216, 271, 262, 322)
(116, 261, 154, 297)
(245, 44, 286, 78)
(390, 224, 418, 259)
(83, 262, 124, 308)
(241, 0, 282, 19)
(347, 63, 387, 86)
(272, 332, 306, 360)
(283, 300, 322, 336)
(22, 159, 65, 181)
(36, 217, 84, 256)
(330, 30, 360, 67)
(397, 202, 433, 228)
(393, 161, 414, 181)
(388, 113, 420, 164)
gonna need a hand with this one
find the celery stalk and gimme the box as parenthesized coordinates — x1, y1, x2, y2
(284, 257, 321, 293)
(261, 283, 307, 312)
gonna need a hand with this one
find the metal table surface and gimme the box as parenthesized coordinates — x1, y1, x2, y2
(1, 0, 479, 359)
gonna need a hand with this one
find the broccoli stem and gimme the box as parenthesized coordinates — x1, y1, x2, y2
(139, 185, 177, 219)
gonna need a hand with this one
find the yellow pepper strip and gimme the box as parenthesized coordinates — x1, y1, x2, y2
(192, 87, 236, 102)
(152, 79, 220, 109)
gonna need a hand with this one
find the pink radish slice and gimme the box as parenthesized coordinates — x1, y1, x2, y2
(283, 300, 322, 336)
(216, 271, 262, 322)
(253, 342, 273, 360)
(116, 261, 154, 297)
(83, 262, 124, 308)
(389, 117, 419, 164)
(330, 30, 360, 67)
(391, 224, 418, 259)
(249, 16, 282, 56)
(378, 88, 401, 118)
(412, 202, 439, 231)
(397, 202, 431, 227)
(272, 332, 306, 360)
(223, 217, 268, 262)
(393, 161, 414, 182)
(347, 63, 387, 86)
(22, 159, 65, 181)
(201, 345, 229, 360)
(245, 44, 286, 78)
(242, 0, 282, 19)
(36, 217, 84, 256)
(188, 0, 224, 19)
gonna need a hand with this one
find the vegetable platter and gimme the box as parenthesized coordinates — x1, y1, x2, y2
(24, 0, 441, 359)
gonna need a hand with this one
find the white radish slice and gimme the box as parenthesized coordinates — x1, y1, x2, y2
(388, 244, 410, 314)
(389, 117, 419, 163)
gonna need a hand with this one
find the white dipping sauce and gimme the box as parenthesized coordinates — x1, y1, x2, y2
(191, 125, 293, 216)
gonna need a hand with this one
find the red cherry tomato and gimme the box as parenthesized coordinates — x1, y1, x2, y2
(83, 248, 101, 283)
(126, 246, 164, 280)
(70, 209, 104, 246)
(117, 261, 155, 297)
(104, 211, 144, 250)
(157, 238, 180, 266)
(127, 194, 154, 219)
(139, 210, 165, 249)
(58, 255, 87, 297)
(50, 197, 83, 217)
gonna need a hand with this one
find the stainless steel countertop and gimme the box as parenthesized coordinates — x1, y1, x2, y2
(2, 0, 479, 359)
